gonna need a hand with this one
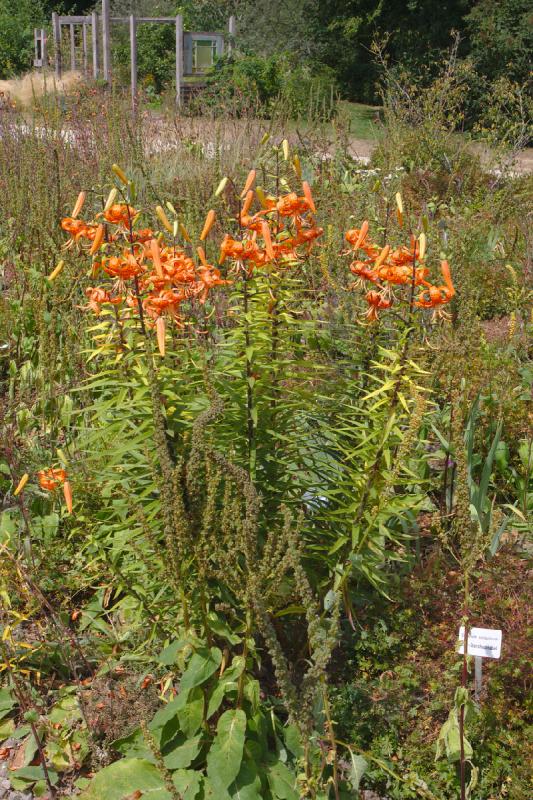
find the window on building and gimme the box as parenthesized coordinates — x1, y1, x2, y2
(192, 40, 217, 74)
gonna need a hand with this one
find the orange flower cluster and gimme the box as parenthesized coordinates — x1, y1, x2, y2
(345, 221, 455, 321)
(38, 468, 73, 514)
(219, 172, 323, 273)
(62, 194, 231, 356)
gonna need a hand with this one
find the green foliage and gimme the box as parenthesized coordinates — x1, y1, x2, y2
(0, 0, 43, 79)
(204, 53, 337, 120)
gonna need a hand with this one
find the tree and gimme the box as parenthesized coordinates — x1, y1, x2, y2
(316, 0, 473, 102)
(0, 0, 44, 78)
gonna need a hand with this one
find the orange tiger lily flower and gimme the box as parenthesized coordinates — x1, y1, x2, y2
(104, 203, 138, 226)
(346, 220, 369, 250)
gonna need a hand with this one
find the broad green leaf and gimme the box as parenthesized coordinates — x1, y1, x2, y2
(180, 647, 222, 692)
(206, 709, 246, 790)
(266, 760, 298, 800)
(79, 758, 171, 800)
(229, 759, 263, 799)
(163, 733, 203, 770)
(178, 687, 204, 737)
(173, 769, 203, 800)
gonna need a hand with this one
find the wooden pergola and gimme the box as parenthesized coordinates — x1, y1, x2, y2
(39, 0, 235, 107)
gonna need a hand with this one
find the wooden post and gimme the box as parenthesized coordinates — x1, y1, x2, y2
(41, 29, 47, 69)
(228, 15, 236, 53)
(91, 12, 99, 79)
(82, 24, 88, 74)
(175, 15, 183, 107)
(102, 0, 111, 83)
(52, 12, 61, 79)
(129, 15, 137, 110)
(70, 24, 76, 71)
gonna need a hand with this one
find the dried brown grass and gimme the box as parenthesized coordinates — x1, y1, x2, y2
(0, 70, 83, 108)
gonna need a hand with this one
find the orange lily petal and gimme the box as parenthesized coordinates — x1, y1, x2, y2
(261, 221, 275, 261)
(441, 260, 455, 296)
(155, 316, 166, 356)
(71, 191, 86, 219)
(150, 239, 164, 279)
(374, 245, 390, 269)
(354, 220, 369, 250)
(63, 480, 73, 514)
(302, 181, 316, 213)
(89, 224, 104, 255)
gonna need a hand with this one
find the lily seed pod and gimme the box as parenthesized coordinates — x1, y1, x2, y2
(256, 187, 268, 208)
(418, 232, 427, 260)
(200, 209, 216, 241)
(47, 260, 65, 281)
(111, 163, 129, 184)
(89, 224, 105, 255)
(14, 474, 29, 496)
(155, 205, 173, 233)
(215, 176, 228, 197)
(179, 222, 191, 242)
(56, 449, 68, 464)
(71, 191, 86, 219)
(240, 170, 256, 198)
(282, 139, 290, 160)
(104, 188, 118, 212)
(395, 192, 404, 227)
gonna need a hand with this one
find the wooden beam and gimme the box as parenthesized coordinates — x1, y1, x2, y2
(228, 15, 236, 53)
(175, 15, 183, 107)
(42, 29, 47, 68)
(58, 16, 90, 24)
(82, 23, 88, 74)
(70, 24, 76, 71)
(91, 12, 99, 79)
(52, 12, 61, 79)
(130, 15, 137, 111)
(102, 0, 111, 82)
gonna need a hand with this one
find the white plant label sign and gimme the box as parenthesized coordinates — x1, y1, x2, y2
(458, 626, 502, 659)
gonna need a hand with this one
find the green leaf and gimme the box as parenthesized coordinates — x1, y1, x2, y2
(180, 647, 222, 692)
(266, 760, 298, 800)
(178, 687, 205, 737)
(229, 759, 263, 799)
(163, 733, 203, 770)
(346, 750, 368, 792)
(173, 769, 203, 800)
(206, 709, 247, 790)
(79, 758, 172, 800)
